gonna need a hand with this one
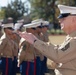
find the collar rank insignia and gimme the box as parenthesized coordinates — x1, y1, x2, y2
(61, 43, 70, 51)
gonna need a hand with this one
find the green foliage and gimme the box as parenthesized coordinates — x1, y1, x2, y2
(0, 10, 5, 19)
(1, 0, 26, 23)
(30, 0, 76, 23)
(56, 0, 76, 6)
(30, 0, 57, 22)
(49, 29, 65, 35)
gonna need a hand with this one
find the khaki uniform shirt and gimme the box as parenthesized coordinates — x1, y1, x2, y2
(33, 31, 76, 75)
(42, 32, 49, 42)
(34, 33, 44, 61)
(14, 33, 21, 47)
(43, 31, 56, 69)
(12, 40, 18, 58)
(18, 38, 35, 64)
(0, 33, 14, 59)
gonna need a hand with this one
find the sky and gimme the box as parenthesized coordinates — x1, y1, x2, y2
(0, 0, 31, 14)
(0, 0, 11, 7)
(0, 0, 30, 7)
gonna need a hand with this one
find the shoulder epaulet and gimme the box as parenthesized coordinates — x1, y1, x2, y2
(19, 38, 25, 46)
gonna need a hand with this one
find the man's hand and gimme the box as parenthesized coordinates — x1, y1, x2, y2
(18, 31, 38, 44)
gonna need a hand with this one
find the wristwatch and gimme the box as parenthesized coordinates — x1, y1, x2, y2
(34, 39, 37, 43)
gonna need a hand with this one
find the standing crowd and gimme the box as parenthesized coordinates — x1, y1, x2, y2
(0, 4, 75, 75)
(0, 18, 50, 75)
(18, 4, 76, 75)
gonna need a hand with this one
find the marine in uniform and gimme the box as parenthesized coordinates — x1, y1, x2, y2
(35, 25, 44, 75)
(41, 21, 49, 75)
(18, 5, 76, 75)
(0, 20, 14, 75)
(18, 23, 36, 75)
(14, 20, 24, 73)
(24, 20, 49, 75)
(10, 33, 19, 75)
(23, 21, 45, 75)
(31, 19, 49, 75)
(18, 39, 35, 75)
(32, 20, 47, 75)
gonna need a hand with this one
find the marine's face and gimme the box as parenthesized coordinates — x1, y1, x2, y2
(36, 27, 42, 33)
(26, 28, 34, 34)
(4, 28, 13, 34)
(59, 16, 75, 34)
(42, 27, 47, 32)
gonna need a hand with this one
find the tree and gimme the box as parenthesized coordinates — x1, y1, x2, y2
(56, 0, 76, 6)
(29, 0, 76, 30)
(29, 0, 58, 22)
(0, 9, 5, 19)
(1, 0, 28, 23)
(30, 0, 76, 21)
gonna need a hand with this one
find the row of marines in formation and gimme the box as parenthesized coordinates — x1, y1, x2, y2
(0, 18, 50, 75)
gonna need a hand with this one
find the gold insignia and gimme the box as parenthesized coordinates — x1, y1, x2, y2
(61, 43, 70, 51)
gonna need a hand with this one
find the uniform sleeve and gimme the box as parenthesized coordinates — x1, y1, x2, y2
(0, 39, 7, 54)
(33, 39, 58, 62)
(57, 39, 76, 63)
(18, 41, 27, 64)
(33, 39, 76, 63)
(14, 42, 19, 57)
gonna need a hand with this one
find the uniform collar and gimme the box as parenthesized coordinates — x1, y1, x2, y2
(4, 33, 11, 39)
(69, 31, 76, 37)
(1, 33, 10, 39)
